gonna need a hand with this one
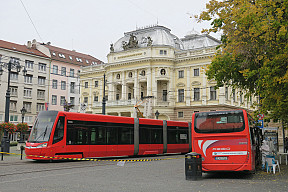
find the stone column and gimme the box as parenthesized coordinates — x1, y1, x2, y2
(202, 71, 207, 105)
(151, 68, 157, 106)
(168, 68, 175, 106)
(121, 71, 126, 100)
(186, 67, 191, 106)
(107, 73, 113, 101)
(147, 67, 152, 97)
(134, 70, 139, 100)
(219, 87, 225, 104)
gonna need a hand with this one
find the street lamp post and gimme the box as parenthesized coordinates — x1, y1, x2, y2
(20, 107, 27, 143)
(0, 57, 27, 153)
(102, 73, 106, 115)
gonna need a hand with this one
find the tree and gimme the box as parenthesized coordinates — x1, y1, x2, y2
(196, 0, 288, 125)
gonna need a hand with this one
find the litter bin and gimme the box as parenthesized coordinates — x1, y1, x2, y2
(185, 152, 202, 180)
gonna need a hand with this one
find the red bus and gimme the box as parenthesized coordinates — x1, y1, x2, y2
(192, 110, 261, 172)
(25, 111, 191, 160)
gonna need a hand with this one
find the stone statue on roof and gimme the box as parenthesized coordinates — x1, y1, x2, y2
(110, 44, 114, 52)
(147, 36, 153, 46)
(122, 33, 139, 50)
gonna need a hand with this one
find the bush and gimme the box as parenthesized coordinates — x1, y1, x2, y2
(16, 123, 29, 132)
(0, 122, 16, 134)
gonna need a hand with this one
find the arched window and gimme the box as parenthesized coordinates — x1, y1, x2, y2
(160, 69, 166, 75)
(140, 70, 145, 76)
(128, 72, 133, 78)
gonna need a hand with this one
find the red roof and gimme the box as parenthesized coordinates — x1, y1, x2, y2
(44, 44, 103, 66)
(0, 39, 49, 58)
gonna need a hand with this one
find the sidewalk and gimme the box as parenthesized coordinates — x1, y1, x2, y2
(0, 146, 28, 163)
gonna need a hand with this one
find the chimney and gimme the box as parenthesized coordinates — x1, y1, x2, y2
(27, 41, 32, 48)
(31, 39, 37, 49)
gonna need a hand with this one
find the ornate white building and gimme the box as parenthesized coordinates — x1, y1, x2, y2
(80, 25, 255, 121)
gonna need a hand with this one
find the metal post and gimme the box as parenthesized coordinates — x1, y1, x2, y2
(2, 61, 12, 153)
(20, 107, 26, 143)
(102, 73, 106, 115)
(1, 58, 24, 154)
(282, 120, 285, 153)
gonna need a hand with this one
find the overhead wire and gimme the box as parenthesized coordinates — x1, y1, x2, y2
(20, 0, 44, 43)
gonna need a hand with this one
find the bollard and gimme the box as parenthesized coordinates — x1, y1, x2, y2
(20, 146, 25, 160)
(185, 152, 202, 180)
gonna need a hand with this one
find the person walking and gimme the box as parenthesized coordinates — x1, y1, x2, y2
(285, 137, 288, 153)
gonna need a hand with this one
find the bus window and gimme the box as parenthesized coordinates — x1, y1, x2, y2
(194, 111, 245, 133)
(53, 116, 65, 144)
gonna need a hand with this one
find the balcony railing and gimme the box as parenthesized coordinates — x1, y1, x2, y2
(93, 99, 137, 107)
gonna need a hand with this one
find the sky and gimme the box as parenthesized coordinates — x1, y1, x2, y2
(0, 0, 217, 62)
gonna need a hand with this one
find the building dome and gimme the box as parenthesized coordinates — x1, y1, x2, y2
(181, 29, 221, 50)
(186, 28, 200, 36)
(112, 25, 184, 52)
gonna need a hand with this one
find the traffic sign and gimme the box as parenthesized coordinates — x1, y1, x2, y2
(257, 114, 264, 120)
(258, 120, 264, 129)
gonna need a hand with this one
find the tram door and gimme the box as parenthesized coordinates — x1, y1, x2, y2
(106, 127, 118, 156)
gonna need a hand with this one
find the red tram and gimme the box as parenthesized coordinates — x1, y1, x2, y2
(25, 111, 191, 160)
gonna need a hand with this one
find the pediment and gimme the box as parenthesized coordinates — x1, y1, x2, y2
(191, 81, 201, 86)
(176, 83, 185, 87)
(82, 92, 89, 96)
(208, 80, 217, 84)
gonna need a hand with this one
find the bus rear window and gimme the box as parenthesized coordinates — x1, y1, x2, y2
(194, 111, 245, 133)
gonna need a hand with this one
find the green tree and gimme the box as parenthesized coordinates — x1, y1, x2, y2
(196, 0, 288, 125)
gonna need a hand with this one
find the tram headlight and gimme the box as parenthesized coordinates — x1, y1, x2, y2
(36, 143, 48, 148)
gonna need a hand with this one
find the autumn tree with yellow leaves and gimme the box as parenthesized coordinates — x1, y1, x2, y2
(196, 0, 288, 126)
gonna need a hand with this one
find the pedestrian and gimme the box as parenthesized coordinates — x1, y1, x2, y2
(260, 140, 270, 169)
(285, 137, 288, 153)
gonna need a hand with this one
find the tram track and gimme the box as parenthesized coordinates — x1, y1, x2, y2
(0, 161, 115, 177)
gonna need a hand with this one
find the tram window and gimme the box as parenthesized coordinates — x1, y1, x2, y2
(90, 126, 105, 145)
(53, 116, 64, 144)
(118, 125, 134, 144)
(139, 124, 163, 144)
(67, 120, 134, 145)
(106, 123, 118, 145)
(67, 121, 88, 145)
(167, 126, 189, 144)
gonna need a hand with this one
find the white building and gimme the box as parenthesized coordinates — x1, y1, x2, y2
(80, 25, 255, 121)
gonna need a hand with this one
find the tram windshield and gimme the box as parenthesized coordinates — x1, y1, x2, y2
(28, 111, 58, 143)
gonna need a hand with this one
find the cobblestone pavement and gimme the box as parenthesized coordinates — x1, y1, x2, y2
(0, 147, 287, 192)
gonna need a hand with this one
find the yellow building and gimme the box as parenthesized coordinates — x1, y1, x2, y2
(80, 25, 254, 121)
